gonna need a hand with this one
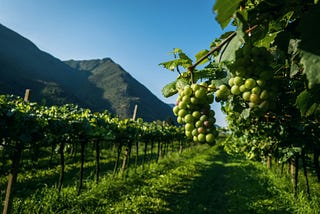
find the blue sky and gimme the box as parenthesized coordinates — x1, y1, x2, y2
(0, 0, 231, 126)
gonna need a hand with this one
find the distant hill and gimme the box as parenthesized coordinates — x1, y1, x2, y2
(64, 59, 175, 121)
(0, 23, 174, 121)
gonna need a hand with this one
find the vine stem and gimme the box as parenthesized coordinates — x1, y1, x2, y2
(188, 25, 258, 84)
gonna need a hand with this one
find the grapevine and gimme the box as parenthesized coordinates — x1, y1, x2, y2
(161, 0, 320, 198)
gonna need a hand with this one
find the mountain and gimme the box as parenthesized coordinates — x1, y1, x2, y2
(0, 23, 174, 121)
(64, 58, 174, 121)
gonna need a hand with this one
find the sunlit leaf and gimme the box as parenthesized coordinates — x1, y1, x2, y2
(241, 108, 250, 119)
(195, 49, 209, 65)
(175, 78, 189, 91)
(217, 33, 243, 63)
(162, 81, 177, 97)
(213, 0, 241, 29)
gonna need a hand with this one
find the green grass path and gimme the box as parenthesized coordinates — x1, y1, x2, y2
(160, 146, 290, 213)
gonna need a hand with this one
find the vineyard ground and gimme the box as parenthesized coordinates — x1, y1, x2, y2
(1, 142, 320, 213)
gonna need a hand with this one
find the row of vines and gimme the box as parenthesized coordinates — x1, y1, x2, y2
(161, 0, 320, 198)
(0, 94, 186, 213)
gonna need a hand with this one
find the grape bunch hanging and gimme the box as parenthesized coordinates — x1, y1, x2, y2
(216, 46, 278, 111)
(173, 82, 217, 144)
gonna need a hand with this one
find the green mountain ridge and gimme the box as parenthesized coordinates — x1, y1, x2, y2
(64, 58, 175, 121)
(0, 23, 174, 121)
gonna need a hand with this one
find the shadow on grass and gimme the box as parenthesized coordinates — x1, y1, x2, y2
(160, 146, 291, 214)
(0, 149, 164, 201)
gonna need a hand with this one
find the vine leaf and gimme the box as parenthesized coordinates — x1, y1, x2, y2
(159, 48, 193, 71)
(289, 39, 320, 88)
(161, 78, 190, 98)
(295, 89, 320, 116)
(241, 108, 251, 119)
(217, 31, 244, 63)
(299, 50, 320, 88)
(162, 81, 177, 98)
(175, 78, 189, 91)
(213, 0, 241, 29)
(256, 11, 294, 48)
(296, 4, 320, 88)
(195, 49, 209, 65)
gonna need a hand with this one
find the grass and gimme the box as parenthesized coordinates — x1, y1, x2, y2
(2, 143, 320, 213)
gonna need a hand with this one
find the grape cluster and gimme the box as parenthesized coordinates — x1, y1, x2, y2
(173, 82, 217, 144)
(219, 46, 278, 110)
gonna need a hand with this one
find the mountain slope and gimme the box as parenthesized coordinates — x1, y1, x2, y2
(64, 59, 174, 121)
(0, 23, 173, 121)
(0, 23, 111, 111)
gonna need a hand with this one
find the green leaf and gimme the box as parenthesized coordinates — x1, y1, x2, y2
(195, 49, 209, 65)
(213, 0, 241, 29)
(162, 81, 178, 98)
(175, 78, 189, 91)
(299, 50, 320, 88)
(217, 32, 244, 63)
(178, 52, 193, 66)
(160, 48, 193, 71)
(306, 103, 320, 116)
(255, 31, 280, 48)
(172, 48, 182, 54)
(290, 63, 300, 78)
(159, 60, 179, 71)
(295, 90, 319, 116)
(295, 4, 320, 88)
(241, 108, 251, 120)
(216, 17, 244, 63)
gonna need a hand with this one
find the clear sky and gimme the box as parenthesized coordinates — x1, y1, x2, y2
(0, 0, 231, 126)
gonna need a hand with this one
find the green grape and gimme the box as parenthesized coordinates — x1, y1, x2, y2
(228, 77, 235, 86)
(173, 106, 179, 116)
(183, 85, 193, 96)
(250, 93, 260, 104)
(251, 86, 261, 95)
(260, 90, 269, 100)
(178, 109, 187, 117)
(239, 84, 247, 92)
(192, 111, 201, 119)
(185, 131, 192, 138)
(216, 85, 230, 101)
(231, 85, 241, 95)
(242, 91, 251, 101)
(185, 123, 194, 132)
(234, 76, 244, 86)
(173, 83, 217, 144)
(197, 133, 206, 142)
(191, 129, 198, 136)
(244, 78, 256, 90)
(184, 114, 194, 123)
(222, 46, 279, 112)
(195, 88, 206, 99)
(206, 133, 215, 143)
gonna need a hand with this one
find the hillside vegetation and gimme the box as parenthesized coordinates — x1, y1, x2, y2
(65, 59, 174, 121)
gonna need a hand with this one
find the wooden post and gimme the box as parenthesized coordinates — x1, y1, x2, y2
(3, 146, 22, 214)
(24, 89, 31, 102)
(132, 105, 138, 120)
(3, 174, 14, 214)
